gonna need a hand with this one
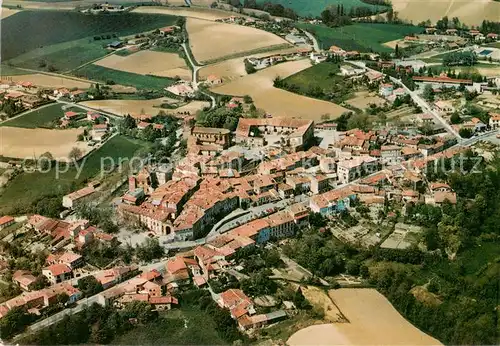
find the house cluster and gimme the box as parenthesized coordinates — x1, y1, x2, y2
(166, 81, 195, 97)
(247, 49, 311, 70)
(378, 83, 408, 102)
(0, 80, 51, 117)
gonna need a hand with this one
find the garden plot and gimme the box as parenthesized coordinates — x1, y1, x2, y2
(380, 223, 423, 249)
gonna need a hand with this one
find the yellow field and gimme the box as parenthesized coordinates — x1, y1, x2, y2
(211, 59, 348, 121)
(94, 50, 191, 81)
(0, 127, 88, 160)
(80, 98, 209, 119)
(132, 5, 232, 21)
(300, 286, 344, 323)
(346, 91, 386, 110)
(186, 18, 289, 63)
(1, 73, 91, 89)
(392, 0, 500, 26)
(288, 288, 441, 345)
(1, 8, 20, 19)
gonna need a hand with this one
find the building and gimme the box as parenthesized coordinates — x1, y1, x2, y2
(380, 145, 402, 165)
(337, 157, 379, 184)
(434, 100, 455, 114)
(218, 289, 255, 320)
(12, 270, 37, 291)
(489, 113, 500, 129)
(62, 185, 96, 209)
(0, 215, 14, 230)
(285, 34, 306, 45)
(191, 127, 231, 149)
(379, 84, 394, 97)
(329, 45, 346, 56)
(309, 186, 356, 215)
(42, 264, 72, 284)
(91, 124, 108, 141)
(412, 76, 473, 87)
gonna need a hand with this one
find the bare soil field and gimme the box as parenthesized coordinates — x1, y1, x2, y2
(346, 91, 386, 110)
(187, 18, 289, 63)
(94, 50, 191, 80)
(80, 98, 209, 119)
(392, 0, 500, 26)
(199, 47, 303, 82)
(132, 5, 232, 21)
(300, 286, 344, 323)
(0, 127, 88, 160)
(1, 8, 20, 19)
(288, 288, 441, 346)
(1, 73, 91, 89)
(383, 39, 409, 49)
(211, 60, 348, 121)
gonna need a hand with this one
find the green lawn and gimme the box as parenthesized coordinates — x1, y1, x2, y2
(1, 10, 178, 61)
(257, 0, 385, 17)
(74, 64, 175, 90)
(111, 308, 227, 345)
(283, 62, 342, 91)
(0, 135, 147, 215)
(0, 65, 28, 76)
(298, 23, 423, 53)
(0, 103, 85, 129)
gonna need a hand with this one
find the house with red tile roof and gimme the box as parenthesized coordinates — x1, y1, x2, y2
(0, 215, 14, 230)
(13, 270, 37, 291)
(42, 264, 72, 284)
(218, 289, 255, 320)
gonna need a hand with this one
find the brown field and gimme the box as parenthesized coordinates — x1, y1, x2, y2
(211, 60, 348, 121)
(1, 73, 91, 89)
(187, 18, 289, 63)
(0, 127, 88, 160)
(346, 91, 386, 110)
(199, 47, 303, 82)
(300, 286, 344, 323)
(1, 8, 20, 19)
(80, 98, 209, 119)
(392, 0, 500, 26)
(288, 288, 441, 346)
(383, 39, 409, 49)
(132, 5, 232, 21)
(94, 50, 191, 80)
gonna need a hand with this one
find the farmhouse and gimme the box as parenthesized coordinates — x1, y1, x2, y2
(412, 76, 473, 86)
(62, 185, 96, 209)
(285, 34, 307, 45)
(329, 45, 346, 56)
(0, 215, 15, 230)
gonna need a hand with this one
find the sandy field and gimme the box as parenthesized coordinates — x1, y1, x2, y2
(300, 286, 344, 323)
(132, 5, 232, 21)
(1, 8, 20, 19)
(199, 47, 303, 82)
(1, 73, 91, 89)
(211, 60, 348, 121)
(383, 39, 409, 49)
(187, 18, 288, 63)
(94, 50, 191, 80)
(392, 0, 500, 26)
(288, 288, 441, 346)
(0, 127, 88, 160)
(346, 91, 386, 110)
(80, 98, 209, 119)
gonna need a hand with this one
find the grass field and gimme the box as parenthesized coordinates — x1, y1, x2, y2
(0, 103, 83, 129)
(256, 0, 385, 17)
(74, 64, 175, 90)
(1, 10, 178, 61)
(111, 308, 226, 345)
(298, 23, 423, 53)
(0, 65, 29, 76)
(283, 62, 342, 92)
(0, 135, 147, 215)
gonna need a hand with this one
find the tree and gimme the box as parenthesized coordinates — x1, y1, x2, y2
(422, 84, 435, 102)
(78, 276, 104, 297)
(69, 147, 83, 160)
(136, 238, 164, 262)
(38, 151, 53, 170)
(459, 127, 473, 138)
(243, 95, 252, 104)
(0, 307, 35, 340)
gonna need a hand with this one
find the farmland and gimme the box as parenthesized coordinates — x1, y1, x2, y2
(256, 0, 385, 17)
(0, 135, 147, 215)
(1, 10, 178, 61)
(94, 50, 191, 81)
(298, 23, 423, 53)
(0, 103, 84, 129)
(211, 59, 348, 121)
(0, 73, 91, 89)
(186, 18, 289, 63)
(73, 65, 175, 90)
(132, 6, 231, 21)
(288, 288, 441, 345)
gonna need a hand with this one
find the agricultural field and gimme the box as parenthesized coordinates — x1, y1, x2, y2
(392, 0, 500, 26)
(94, 50, 192, 81)
(0, 127, 89, 160)
(0, 73, 91, 89)
(1, 8, 19, 19)
(132, 6, 232, 21)
(74, 65, 175, 90)
(298, 23, 423, 53)
(186, 18, 289, 63)
(0, 135, 146, 215)
(346, 91, 386, 109)
(288, 288, 441, 345)
(1, 10, 178, 62)
(256, 0, 385, 17)
(80, 98, 209, 119)
(211, 59, 348, 121)
(0, 103, 84, 129)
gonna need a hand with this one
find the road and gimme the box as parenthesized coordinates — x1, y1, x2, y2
(56, 99, 121, 120)
(302, 30, 320, 52)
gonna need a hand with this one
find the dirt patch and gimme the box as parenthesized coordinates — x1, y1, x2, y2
(0, 73, 91, 89)
(410, 286, 443, 307)
(187, 18, 288, 63)
(132, 5, 233, 21)
(383, 39, 409, 49)
(1, 8, 20, 19)
(94, 50, 191, 81)
(300, 286, 345, 323)
(0, 127, 88, 160)
(80, 98, 209, 119)
(346, 91, 386, 110)
(211, 59, 348, 121)
(289, 289, 441, 345)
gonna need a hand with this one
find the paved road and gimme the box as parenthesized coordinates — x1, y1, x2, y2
(302, 30, 320, 52)
(57, 99, 121, 120)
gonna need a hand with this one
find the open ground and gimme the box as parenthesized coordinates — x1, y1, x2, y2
(0, 127, 88, 160)
(392, 0, 500, 26)
(94, 50, 191, 81)
(346, 91, 386, 109)
(1, 8, 20, 19)
(288, 288, 441, 345)
(0, 73, 91, 89)
(132, 5, 231, 21)
(186, 18, 289, 63)
(80, 98, 209, 119)
(300, 286, 344, 323)
(211, 59, 348, 120)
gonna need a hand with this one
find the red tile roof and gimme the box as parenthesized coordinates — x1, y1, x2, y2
(0, 215, 14, 226)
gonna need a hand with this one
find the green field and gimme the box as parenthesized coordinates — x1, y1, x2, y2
(0, 103, 85, 129)
(283, 62, 342, 90)
(298, 23, 423, 52)
(74, 64, 175, 90)
(257, 0, 384, 17)
(0, 65, 29, 76)
(0, 135, 147, 215)
(1, 10, 178, 61)
(111, 308, 226, 345)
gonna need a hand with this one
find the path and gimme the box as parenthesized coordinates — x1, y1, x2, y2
(56, 99, 122, 120)
(303, 30, 320, 52)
